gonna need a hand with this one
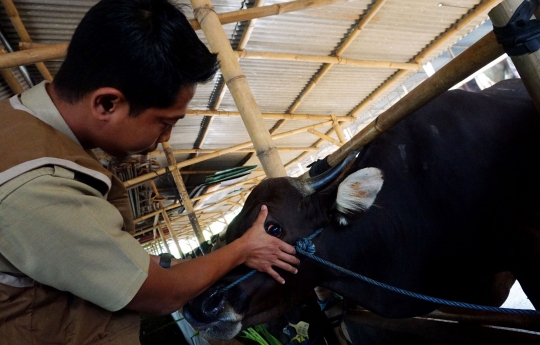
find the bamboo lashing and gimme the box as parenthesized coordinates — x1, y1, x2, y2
(0, 0, 53, 81)
(191, 0, 287, 178)
(489, 0, 540, 114)
(0, 49, 24, 94)
(327, 31, 505, 167)
(151, 181, 184, 258)
(123, 119, 334, 189)
(162, 142, 206, 246)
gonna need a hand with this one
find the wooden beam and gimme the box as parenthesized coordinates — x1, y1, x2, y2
(163, 142, 206, 247)
(192, 0, 286, 178)
(0, 49, 23, 94)
(188, 0, 356, 31)
(146, 147, 318, 155)
(0, 0, 53, 81)
(308, 129, 342, 147)
(151, 181, 184, 257)
(186, 109, 355, 121)
(236, 50, 420, 70)
(124, 120, 333, 188)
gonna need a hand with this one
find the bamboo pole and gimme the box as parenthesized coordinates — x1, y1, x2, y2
(308, 129, 343, 147)
(236, 50, 420, 70)
(0, 42, 67, 69)
(151, 182, 184, 258)
(0, 49, 24, 94)
(332, 115, 348, 144)
(153, 214, 171, 253)
(146, 147, 318, 155)
(186, 109, 355, 121)
(124, 120, 333, 188)
(237, 0, 265, 51)
(188, 0, 355, 30)
(192, 0, 286, 178)
(162, 142, 206, 248)
(327, 31, 505, 167)
(0, 0, 53, 81)
(489, 0, 540, 114)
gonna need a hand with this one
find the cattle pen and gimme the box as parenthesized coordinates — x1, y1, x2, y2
(1, 0, 540, 344)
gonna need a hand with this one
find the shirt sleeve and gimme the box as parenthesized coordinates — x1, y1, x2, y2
(0, 166, 149, 311)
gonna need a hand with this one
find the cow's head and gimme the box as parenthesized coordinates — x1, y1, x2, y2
(184, 153, 383, 339)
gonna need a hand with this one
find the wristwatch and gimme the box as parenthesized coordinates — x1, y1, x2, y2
(158, 253, 175, 268)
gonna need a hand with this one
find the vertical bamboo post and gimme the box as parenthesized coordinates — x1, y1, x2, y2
(489, 0, 540, 113)
(0, 0, 53, 81)
(161, 142, 207, 250)
(153, 214, 170, 253)
(191, 0, 286, 178)
(0, 49, 23, 94)
(151, 182, 184, 258)
(331, 115, 347, 143)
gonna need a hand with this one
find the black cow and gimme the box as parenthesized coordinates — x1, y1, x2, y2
(184, 79, 540, 339)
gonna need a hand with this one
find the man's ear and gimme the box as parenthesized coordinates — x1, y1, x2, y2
(89, 88, 129, 121)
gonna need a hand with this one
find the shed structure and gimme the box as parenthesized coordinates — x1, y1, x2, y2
(0, 0, 507, 253)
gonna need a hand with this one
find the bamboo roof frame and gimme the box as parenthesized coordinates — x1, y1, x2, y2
(0, 0, 511, 253)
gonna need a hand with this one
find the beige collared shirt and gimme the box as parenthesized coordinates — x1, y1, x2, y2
(0, 82, 149, 311)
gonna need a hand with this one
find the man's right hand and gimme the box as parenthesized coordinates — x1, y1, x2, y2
(239, 205, 299, 284)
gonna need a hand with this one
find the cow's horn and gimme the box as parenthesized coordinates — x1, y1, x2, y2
(303, 149, 361, 193)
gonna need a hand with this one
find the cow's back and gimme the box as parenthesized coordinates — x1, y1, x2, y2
(342, 78, 540, 314)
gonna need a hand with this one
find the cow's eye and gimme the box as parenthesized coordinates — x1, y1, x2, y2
(265, 223, 282, 237)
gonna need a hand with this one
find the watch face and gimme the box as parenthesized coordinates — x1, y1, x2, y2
(159, 253, 173, 268)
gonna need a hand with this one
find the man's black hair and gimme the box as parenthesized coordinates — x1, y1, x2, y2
(53, 0, 218, 115)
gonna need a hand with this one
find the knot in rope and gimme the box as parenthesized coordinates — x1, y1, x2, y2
(295, 237, 316, 254)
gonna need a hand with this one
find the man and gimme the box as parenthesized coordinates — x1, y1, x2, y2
(0, 0, 299, 343)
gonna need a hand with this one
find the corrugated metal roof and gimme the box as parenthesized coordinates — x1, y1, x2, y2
(0, 0, 504, 239)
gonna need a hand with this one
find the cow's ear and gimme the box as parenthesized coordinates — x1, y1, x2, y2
(334, 167, 383, 226)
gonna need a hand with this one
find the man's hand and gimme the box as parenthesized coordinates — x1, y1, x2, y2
(240, 205, 299, 284)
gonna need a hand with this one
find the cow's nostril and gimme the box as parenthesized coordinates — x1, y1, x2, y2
(185, 288, 225, 326)
(202, 290, 225, 318)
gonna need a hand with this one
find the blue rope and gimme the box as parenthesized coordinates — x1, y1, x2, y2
(221, 229, 323, 292)
(221, 229, 540, 315)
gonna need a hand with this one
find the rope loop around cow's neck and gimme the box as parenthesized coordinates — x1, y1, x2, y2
(218, 229, 540, 315)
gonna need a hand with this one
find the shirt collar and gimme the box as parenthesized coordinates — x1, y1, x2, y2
(20, 81, 82, 146)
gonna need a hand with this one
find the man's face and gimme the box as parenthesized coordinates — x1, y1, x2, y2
(101, 84, 196, 158)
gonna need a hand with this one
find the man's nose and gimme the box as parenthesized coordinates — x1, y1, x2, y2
(157, 126, 172, 143)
